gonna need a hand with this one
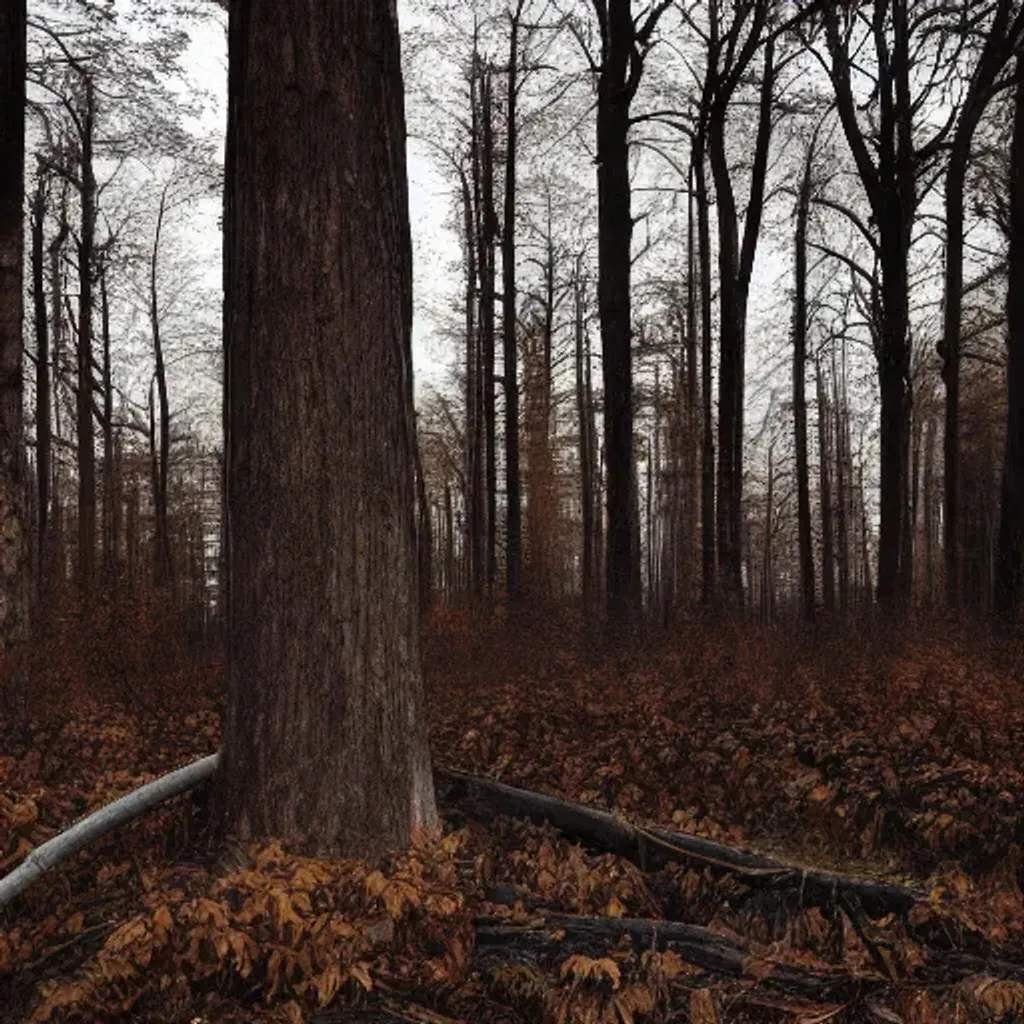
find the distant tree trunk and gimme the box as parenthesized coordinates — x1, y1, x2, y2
(479, 67, 498, 598)
(218, 0, 437, 855)
(693, 146, 715, 605)
(833, 343, 851, 613)
(762, 441, 775, 623)
(684, 190, 699, 608)
(793, 140, 815, 623)
(99, 262, 116, 584)
(824, 0, 916, 610)
(574, 262, 595, 610)
(76, 77, 97, 598)
(443, 482, 454, 602)
(503, 2, 523, 601)
(940, 0, 1024, 610)
(858, 458, 873, 608)
(816, 356, 836, 614)
(150, 185, 172, 588)
(31, 177, 50, 605)
(0, 0, 28, 649)
(48, 194, 68, 587)
(414, 427, 432, 617)
(923, 412, 936, 605)
(996, 61, 1024, 622)
(709, 37, 775, 608)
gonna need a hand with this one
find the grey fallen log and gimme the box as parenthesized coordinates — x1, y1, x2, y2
(0, 753, 220, 911)
(437, 767, 922, 919)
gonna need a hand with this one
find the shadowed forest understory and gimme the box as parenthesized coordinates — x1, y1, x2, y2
(4, 611, 1024, 1023)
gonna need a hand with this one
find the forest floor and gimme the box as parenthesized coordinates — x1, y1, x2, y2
(3, 608, 1024, 1023)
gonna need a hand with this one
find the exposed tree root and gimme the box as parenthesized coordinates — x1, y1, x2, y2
(436, 766, 921, 919)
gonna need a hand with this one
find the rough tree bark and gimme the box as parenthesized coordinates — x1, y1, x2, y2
(0, 0, 28, 650)
(218, 0, 438, 855)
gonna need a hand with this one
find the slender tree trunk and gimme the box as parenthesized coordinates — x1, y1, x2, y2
(709, 39, 775, 608)
(218, 0, 437, 855)
(503, 3, 523, 601)
(693, 148, 715, 605)
(923, 412, 936, 605)
(150, 187, 172, 588)
(833, 343, 850, 613)
(996, 62, 1024, 622)
(684, 193, 699, 608)
(76, 79, 97, 598)
(99, 263, 116, 584)
(460, 162, 484, 602)
(816, 357, 836, 614)
(480, 68, 498, 598)
(0, 0, 28, 649)
(941, 149, 967, 611)
(443, 481, 454, 603)
(575, 263, 595, 610)
(793, 142, 815, 623)
(414, 426, 432, 617)
(31, 179, 50, 606)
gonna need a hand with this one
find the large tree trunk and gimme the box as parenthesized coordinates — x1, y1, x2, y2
(597, 0, 640, 628)
(218, 0, 437, 856)
(794, 141, 815, 623)
(0, 0, 28, 650)
(996, 62, 1024, 622)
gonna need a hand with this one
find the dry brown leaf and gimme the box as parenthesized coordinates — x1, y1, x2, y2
(689, 986, 719, 1024)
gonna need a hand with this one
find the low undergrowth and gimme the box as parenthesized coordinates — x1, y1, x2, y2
(1, 609, 1023, 1022)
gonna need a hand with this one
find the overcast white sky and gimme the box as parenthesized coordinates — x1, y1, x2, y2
(180, 4, 459, 396)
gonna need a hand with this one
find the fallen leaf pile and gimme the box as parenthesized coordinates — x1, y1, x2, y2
(1, 615, 1024, 1022)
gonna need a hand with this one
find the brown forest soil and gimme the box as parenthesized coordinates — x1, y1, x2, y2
(2, 611, 1024, 1023)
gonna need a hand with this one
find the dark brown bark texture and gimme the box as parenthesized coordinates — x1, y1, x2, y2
(0, 0, 28, 650)
(219, 0, 437, 856)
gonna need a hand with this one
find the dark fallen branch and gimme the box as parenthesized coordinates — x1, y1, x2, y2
(473, 912, 880, 1003)
(436, 767, 922, 919)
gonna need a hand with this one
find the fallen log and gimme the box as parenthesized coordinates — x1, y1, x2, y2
(0, 754, 220, 911)
(472, 912, 880, 1003)
(437, 767, 921, 919)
